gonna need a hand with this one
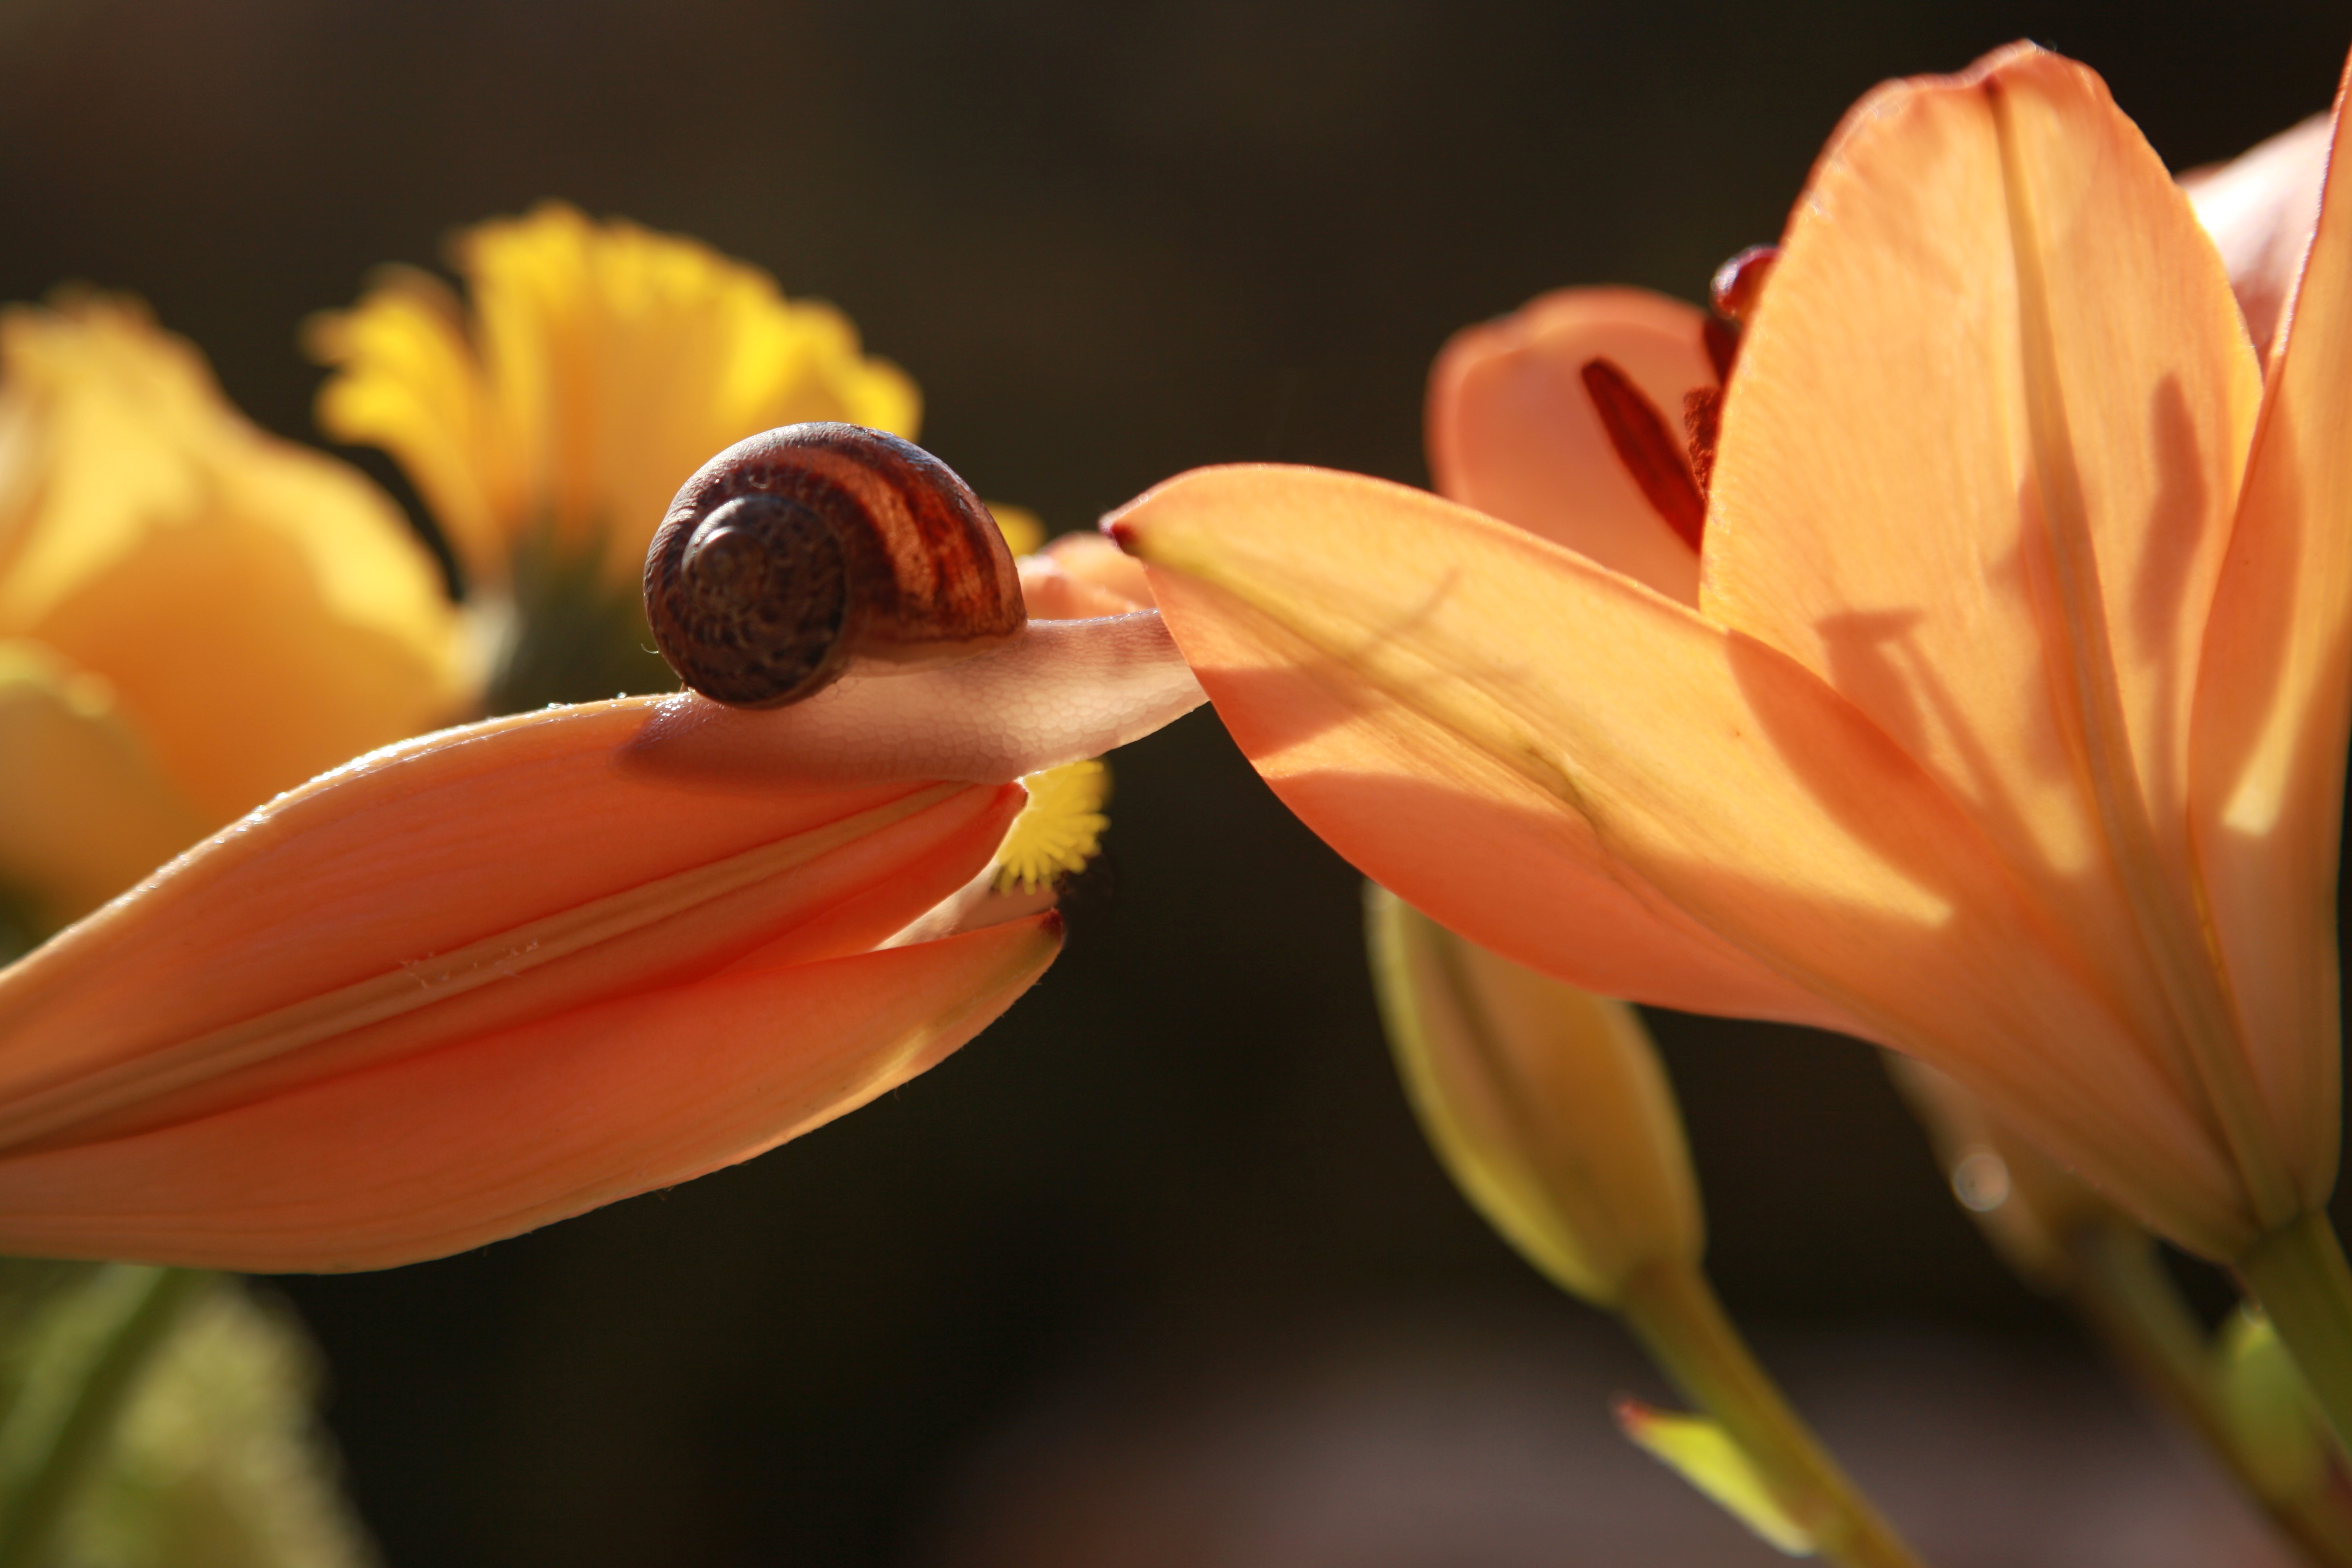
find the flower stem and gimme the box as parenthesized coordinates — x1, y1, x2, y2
(1616, 1259, 1928, 1568)
(0, 1265, 210, 1568)
(2242, 1213, 2352, 1451)
(2072, 1222, 2352, 1568)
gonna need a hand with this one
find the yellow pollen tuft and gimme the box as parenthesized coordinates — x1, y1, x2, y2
(993, 758, 1110, 892)
(986, 502, 1045, 558)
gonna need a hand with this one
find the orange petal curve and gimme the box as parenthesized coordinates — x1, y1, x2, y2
(0, 916, 1059, 1271)
(0, 697, 1024, 1152)
(1428, 286, 1711, 604)
(2190, 52, 2352, 1213)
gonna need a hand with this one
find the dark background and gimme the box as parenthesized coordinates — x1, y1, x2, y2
(1, 2, 2346, 1564)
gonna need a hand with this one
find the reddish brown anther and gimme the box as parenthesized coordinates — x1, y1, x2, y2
(1580, 358, 1706, 552)
(1710, 245, 1778, 324)
(1683, 387, 1722, 497)
(1692, 247, 1775, 439)
(1700, 316, 1739, 384)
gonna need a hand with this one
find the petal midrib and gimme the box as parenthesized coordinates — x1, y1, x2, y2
(0, 784, 964, 1154)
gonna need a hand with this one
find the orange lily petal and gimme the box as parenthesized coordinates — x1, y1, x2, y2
(1117, 470, 1828, 1028)
(1710, 47, 2259, 946)
(2191, 55, 2352, 1210)
(1019, 533, 1155, 618)
(1701, 47, 2281, 1218)
(0, 595, 1197, 1266)
(0, 917, 1057, 1271)
(1017, 557, 1136, 620)
(1042, 532, 1153, 608)
(1429, 286, 1711, 603)
(0, 703, 1023, 1153)
(1115, 464, 2248, 1250)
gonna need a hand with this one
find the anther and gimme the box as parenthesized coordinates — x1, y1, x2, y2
(1580, 358, 1705, 552)
(1683, 388, 1722, 497)
(1710, 245, 1778, 324)
(1700, 316, 1739, 384)
(1680, 243, 1780, 499)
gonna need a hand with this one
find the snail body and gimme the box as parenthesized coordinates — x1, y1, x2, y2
(645, 423, 1026, 708)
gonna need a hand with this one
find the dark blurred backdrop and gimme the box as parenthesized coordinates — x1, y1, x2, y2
(1, 2, 2346, 1564)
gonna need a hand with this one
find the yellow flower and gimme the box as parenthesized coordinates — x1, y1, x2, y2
(1110, 42, 2352, 1277)
(308, 201, 920, 598)
(0, 293, 465, 936)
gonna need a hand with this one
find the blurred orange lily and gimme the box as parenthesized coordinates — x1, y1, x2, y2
(0, 611, 1201, 1272)
(1111, 42, 2352, 1280)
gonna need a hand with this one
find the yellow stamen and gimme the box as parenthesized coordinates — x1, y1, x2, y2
(993, 758, 1109, 892)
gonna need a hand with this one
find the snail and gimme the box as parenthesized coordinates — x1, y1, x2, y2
(644, 423, 1027, 708)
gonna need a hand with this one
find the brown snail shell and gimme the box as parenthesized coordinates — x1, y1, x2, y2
(644, 423, 1026, 708)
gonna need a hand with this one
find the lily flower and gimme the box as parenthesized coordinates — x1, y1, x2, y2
(0, 293, 467, 937)
(1110, 33, 2352, 1322)
(0, 603, 1202, 1273)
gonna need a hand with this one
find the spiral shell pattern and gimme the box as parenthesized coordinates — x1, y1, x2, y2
(645, 423, 1025, 707)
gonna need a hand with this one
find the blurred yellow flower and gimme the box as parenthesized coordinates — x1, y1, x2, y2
(308, 201, 921, 598)
(0, 293, 465, 937)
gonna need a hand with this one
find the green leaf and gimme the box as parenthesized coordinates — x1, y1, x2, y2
(1617, 1398, 1817, 1556)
